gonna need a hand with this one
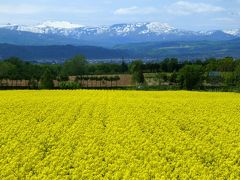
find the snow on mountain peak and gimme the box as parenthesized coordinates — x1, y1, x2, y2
(36, 21, 84, 29)
(0, 23, 17, 28)
(145, 22, 175, 33)
(0, 21, 85, 34)
(108, 22, 175, 35)
(1, 21, 239, 41)
(223, 29, 240, 36)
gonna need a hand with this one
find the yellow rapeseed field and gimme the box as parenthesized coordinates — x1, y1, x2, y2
(0, 90, 240, 179)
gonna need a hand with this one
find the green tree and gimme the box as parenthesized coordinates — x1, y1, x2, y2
(161, 58, 179, 72)
(233, 64, 240, 86)
(129, 60, 145, 84)
(223, 73, 235, 86)
(217, 57, 235, 72)
(178, 65, 204, 90)
(132, 71, 144, 85)
(205, 58, 218, 72)
(129, 60, 143, 73)
(0, 61, 15, 87)
(63, 55, 88, 76)
(170, 71, 178, 83)
(39, 68, 54, 89)
(121, 60, 128, 73)
(4, 57, 24, 86)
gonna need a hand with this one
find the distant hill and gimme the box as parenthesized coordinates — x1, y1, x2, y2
(0, 44, 129, 63)
(114, 39, 240, 60)
(0, 39, 240, 63)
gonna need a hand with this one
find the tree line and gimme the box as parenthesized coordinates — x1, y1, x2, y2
(130, 57, 240, 90)
(0, 55, 240, 90)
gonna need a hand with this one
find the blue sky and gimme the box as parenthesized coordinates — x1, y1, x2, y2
(0, 0, 239, 30)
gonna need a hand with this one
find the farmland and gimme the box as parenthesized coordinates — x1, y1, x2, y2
(0, 90, 240, 179)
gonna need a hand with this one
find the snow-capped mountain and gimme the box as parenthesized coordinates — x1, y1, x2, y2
(0, 21, 239, 46)
(0, 21, 176, 36)
(223, 29, 240, 37)
(0, 21, 84, 34)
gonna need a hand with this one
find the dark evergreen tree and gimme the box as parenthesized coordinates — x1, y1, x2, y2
(39, 68, 54, 89)
(178, 65, 203, 90)
(121, 60, 128, 73)
(129, 60, 145, 84)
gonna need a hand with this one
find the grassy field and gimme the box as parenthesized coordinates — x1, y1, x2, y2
(0, 90, 240, 179)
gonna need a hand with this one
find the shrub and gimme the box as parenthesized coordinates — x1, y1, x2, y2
(59, 81, 81, 89)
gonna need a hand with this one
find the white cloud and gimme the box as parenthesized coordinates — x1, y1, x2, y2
(168, 1, 225, 15)
(0, 4, 96, 15)
(114, 6, 157, 15)
(0, 4, 44, 14)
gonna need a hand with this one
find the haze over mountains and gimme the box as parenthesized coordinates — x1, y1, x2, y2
(0, 21, 240, 62)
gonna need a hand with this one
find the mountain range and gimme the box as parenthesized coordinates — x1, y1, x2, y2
(0, 21, 240, 62)
(0, 21, 240, 47)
